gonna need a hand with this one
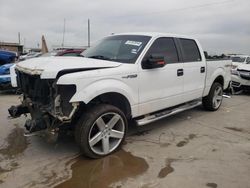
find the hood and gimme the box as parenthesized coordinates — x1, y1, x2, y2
(16, 56, 121, 79)
(237, 63, 250, 71)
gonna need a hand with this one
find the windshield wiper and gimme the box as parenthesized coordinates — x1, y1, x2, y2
(88, 55, 110, 60)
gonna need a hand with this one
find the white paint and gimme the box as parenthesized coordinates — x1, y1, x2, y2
(16, 33, 232, 118)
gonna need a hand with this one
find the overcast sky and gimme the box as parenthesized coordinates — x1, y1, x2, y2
(0, 0, 249, 54)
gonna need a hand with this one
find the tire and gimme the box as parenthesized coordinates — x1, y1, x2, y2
(75, 104, 127, 159)
(202, 82, 223, 111)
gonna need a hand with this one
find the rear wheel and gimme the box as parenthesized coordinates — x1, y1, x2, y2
(75, 104, 127, 158)
(202, 82, 223, 111)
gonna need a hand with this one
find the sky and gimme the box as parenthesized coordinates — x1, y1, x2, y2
(0, 0, 249, 54)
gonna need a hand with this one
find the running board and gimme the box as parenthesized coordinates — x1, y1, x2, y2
(136, 101, 202, 126)
(222, 94, 231, 98)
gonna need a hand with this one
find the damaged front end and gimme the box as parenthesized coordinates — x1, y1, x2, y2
(8, 70, 79, 140)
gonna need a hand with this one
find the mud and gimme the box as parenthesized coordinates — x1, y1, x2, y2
(157, 159, 175, 178)
(160, 143, 171, 147)
(0, 166, 10, 174)
(55, 150, 149, 188)
(206, 182, 218, 188)
(224, 127, 244, 133)
(0, 127, 28, 159)
(176, 134, 197, 147)
(176, 140, 188, 147)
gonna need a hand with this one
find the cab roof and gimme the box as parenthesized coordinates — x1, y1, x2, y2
(113, 32, 196, 40)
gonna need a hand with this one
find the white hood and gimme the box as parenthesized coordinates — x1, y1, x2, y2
(16, 56, 121, 79)
(237, 64, 250, 71)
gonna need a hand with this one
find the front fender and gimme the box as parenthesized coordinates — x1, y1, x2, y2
(70, 78, 137, 106)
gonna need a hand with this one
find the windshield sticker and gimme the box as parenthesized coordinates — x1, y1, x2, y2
(125, 40, 142, 46)
(131, 49, 138, 54)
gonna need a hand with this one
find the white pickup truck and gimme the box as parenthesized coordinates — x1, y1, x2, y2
(8, 33, 231, 158)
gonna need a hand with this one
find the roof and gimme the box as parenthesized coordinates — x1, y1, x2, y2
(0, 42, 23, 47)
(231, 54, 250, 58)
(113, 32, 195, 39)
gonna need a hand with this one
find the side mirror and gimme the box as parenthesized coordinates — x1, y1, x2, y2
(142, 54, 166, 69)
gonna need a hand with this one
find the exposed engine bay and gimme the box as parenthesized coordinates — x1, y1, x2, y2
(8, 70, 78, 139)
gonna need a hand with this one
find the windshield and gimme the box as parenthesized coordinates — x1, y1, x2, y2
(232, 56, 246, 63)
(82, 35, 151, 63)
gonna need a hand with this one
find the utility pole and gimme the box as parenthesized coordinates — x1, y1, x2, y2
(62, 18, 66, 47)
(88, 19, 90, 47)
(18, 32, 21, 44)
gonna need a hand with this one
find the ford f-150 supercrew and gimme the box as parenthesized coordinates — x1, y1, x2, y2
(8, 33, 232, 158)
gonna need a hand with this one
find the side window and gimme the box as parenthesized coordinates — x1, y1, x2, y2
(246, 57, 250, 64)
(144, 37, 179, 64)
(180, 39, 201, 62)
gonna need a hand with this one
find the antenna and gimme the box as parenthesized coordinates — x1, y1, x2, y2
(62, 18, 66, 47)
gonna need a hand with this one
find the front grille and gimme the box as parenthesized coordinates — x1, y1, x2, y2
(16, 70, 53, 105)
(238, 70, 250, 80)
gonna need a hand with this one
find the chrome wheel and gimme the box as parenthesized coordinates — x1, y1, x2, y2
(212, 85, 223, 109)
(88, 112, 125, 155)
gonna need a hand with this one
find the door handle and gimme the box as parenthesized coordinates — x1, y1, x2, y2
(177, 69, 184, 76)
(200, 66, 205, 73)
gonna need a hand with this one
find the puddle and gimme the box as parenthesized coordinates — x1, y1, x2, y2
(157, 159, 175, 178)
(0, 127, 29, 158)
(206, 182, 217, 188)
(176, 134, 197, 147)
(55, 150, 149, 188)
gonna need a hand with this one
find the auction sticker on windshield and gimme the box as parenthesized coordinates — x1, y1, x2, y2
(125, 40, 142, 46)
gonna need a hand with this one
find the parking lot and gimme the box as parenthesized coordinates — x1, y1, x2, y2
(0, 91, 250, 188)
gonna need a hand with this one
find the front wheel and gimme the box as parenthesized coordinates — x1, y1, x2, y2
(75, 104, 127, 158)
(202, 82, 223, 111)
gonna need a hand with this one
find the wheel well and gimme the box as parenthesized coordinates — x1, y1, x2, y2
(213, 76, 224, 87)
(87, 92, 132, 119)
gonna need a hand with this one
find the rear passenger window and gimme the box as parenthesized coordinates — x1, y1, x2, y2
(180, 39, 201, 62)
(144, 37, 179, 64)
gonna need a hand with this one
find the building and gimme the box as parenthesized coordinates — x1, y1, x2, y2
(0, 42, 23, 55)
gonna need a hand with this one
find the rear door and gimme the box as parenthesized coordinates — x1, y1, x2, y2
(178, 38, 206, 101)
(138, 37, 184, 115)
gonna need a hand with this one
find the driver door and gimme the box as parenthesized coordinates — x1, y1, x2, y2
(138, 37, 184, 116)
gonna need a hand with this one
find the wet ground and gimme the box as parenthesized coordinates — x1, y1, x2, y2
(0, 91, 250, 188)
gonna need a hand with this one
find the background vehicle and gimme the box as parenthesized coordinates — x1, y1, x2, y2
(230, 55, 250, 91)
(9, 33, 231, 158)
(41, 49, 85, 57)
(0, 50, 16, 65)
(0, 50, 16, 90)
(231, 55, 250, 68)
(19, 52, 42, 61)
